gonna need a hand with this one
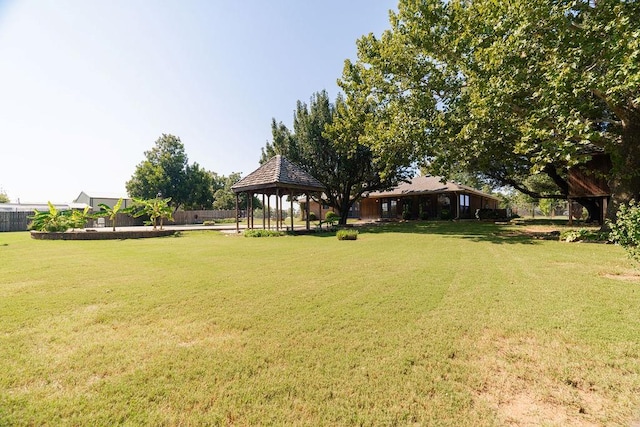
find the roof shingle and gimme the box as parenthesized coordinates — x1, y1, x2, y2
(232, 155, 324, 194)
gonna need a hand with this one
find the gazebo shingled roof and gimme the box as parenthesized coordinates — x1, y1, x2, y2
(232, 155, 324, 194)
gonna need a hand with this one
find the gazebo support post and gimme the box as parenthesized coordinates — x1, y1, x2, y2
(275, 189, 280, 231)
(267, 195, 271, 230)
(290, 190, 294, 232)
(262, 194, 266, 229)
(246, 192, 250, 230)
(251, 192, 255, 229)
(279, 192, 284, 231)
(235, 193, 239, 233)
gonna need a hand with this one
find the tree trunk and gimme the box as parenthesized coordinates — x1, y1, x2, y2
(338, 200, 350, 225)
(573, 197, 602, 223)
(607, 114, 640, 221)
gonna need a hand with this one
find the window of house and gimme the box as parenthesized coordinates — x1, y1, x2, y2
(460, 194, 470, 215)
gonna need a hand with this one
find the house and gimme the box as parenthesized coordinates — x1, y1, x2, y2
(301, 175, 502, 221)
(73, 191, 133, 212)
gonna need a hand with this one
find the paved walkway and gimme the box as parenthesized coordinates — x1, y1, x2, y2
(90, 223, 314, 233)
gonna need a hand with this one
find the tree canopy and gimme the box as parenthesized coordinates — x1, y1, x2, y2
(126, 134, 214, 210)
(210, 172, 260, 210)
(261, 90, 411, 224)
(340, 0, 640, 219)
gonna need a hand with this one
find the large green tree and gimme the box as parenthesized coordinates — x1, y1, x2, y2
(0, 191, 9, 203)
(126, 134, 214, 210)
(261, 90, 411, 224)
(341, 0, 640, 220)
(210, 172, 260, 210)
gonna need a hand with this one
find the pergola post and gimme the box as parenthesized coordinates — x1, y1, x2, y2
(305, 192, 310, 231)
(246, 192, 250, 229)
(262, 194, 266, 229)
(235, 193, 239, 233)
(267, 195, 271, 230)
(279, 192, 284, 231)
(275, 189, 280, 231)
(290, 190, 294, 232)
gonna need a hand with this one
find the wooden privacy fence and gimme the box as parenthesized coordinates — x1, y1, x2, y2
(169, 209, 237, 224)
(0, 211, 32, 232)
(0, 209, 239, 232)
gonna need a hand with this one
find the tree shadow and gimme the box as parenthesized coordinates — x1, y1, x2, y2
(346, 220, 551, 245)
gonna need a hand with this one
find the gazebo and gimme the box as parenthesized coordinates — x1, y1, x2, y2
(231, 155, 324, 233)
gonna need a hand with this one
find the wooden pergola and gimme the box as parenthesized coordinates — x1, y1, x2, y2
(231, 155, 324, 233)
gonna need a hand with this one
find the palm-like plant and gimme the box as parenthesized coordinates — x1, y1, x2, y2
(69, 206, 91, 231)
(29, 202, 70, 232)
(131, 197, 173, 230)
(96, 198, 124, 231)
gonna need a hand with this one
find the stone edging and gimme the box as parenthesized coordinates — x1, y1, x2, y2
(30, 230, 177, 240)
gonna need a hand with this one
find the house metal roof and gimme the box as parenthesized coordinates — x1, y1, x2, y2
(232, 155, 324, 194)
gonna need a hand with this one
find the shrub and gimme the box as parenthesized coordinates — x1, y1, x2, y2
(559, 228, 609, 243)
(477, 209, 504, 220)
(29, 202, 71, 232)
(440, 209, 451, 220)
(308, 212, 317, 221)
(560, 228, 590, 242)
(244, 229, 284, 237)
(336, 229, 358, 240)
(609, 200, 640, 262)
(203, 220, 216, 226)
(402, 205, 412, 220)
(325, 211, 339, 225)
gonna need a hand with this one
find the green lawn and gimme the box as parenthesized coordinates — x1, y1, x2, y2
(1, 222, 639, 425)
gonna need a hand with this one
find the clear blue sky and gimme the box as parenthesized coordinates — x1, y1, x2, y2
(0, 0, 397, 203)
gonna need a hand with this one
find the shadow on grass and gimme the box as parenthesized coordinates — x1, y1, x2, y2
(345, 220, 544, 245)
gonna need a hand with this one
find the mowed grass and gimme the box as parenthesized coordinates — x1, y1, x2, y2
(1, 222, 639, 426)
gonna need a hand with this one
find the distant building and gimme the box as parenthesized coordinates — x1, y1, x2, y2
(73, 191, 133, 212)
(0, 202, 71, 212)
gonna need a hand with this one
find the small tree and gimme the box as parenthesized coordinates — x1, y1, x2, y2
(608, 200, 640, 263)
(96, 198, 124, 231)
(131, 198, 173, 230)
(69, 206, 91, 231)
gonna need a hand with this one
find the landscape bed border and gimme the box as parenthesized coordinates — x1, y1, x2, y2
(30, 229, 176, 240)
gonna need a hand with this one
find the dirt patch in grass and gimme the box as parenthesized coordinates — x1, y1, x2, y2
(601, 271, 640, 282)
(468, 330, 615, 426)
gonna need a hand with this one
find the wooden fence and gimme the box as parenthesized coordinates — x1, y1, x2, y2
(169, 209, 237, 225)
(0, 209, 239, 232)
(0, 212, 32, 232)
